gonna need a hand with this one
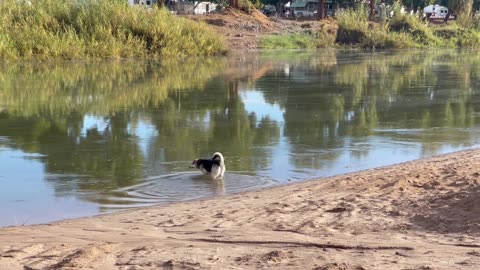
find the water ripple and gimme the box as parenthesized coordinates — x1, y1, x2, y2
(90, 172, 279, 210)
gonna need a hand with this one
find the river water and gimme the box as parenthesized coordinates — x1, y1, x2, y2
(1, 50, 480, 227)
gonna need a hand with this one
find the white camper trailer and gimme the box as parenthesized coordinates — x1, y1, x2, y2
(423, 4, 449, 20)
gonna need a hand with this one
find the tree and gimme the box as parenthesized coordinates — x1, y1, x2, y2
(157, 0, 164, 8)
(318, 0, 326, 19)
(369, 0, 376, 20)
(448, 0, 473, 21)
(229, 0, 239, 8)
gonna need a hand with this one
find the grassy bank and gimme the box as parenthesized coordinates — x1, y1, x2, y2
(261, 7, 480, 49)
(260, 30, 336, 49)
(0, 0, 226, 60)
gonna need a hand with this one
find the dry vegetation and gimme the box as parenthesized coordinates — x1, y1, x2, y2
(0, 0, 227, 60)
(192, 7, 480, 50)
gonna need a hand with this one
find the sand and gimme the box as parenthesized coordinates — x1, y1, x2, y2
(1, 149, 480, 270)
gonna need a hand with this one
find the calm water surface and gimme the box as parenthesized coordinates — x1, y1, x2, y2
(2, 50, 480, 227)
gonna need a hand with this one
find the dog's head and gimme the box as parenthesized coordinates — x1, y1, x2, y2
(189, 159, 200, 168)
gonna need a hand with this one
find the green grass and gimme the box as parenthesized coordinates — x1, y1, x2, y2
(260, 34, 318, 49)
(260, 30, 335, 49)
(432, 24, 480, 48)
(261, 7, 480, 50)
(0, 0, 227, 60)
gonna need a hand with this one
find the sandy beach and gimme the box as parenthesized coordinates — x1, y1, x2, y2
(1, 149, 480, 269)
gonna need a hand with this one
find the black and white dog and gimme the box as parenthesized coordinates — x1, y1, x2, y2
(189, 152, 226, 179)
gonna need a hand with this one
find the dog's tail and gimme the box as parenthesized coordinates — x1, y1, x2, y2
(212, 152, 224, 164)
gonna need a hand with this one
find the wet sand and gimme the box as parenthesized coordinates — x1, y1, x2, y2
(1, 149, 480, 269)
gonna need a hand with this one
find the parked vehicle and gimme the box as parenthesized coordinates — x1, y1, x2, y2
(423, 5, 451, 20)
(262, 5, 277, 17)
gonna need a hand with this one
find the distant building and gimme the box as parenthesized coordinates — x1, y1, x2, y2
(127, 0, 217, 14)
(290, 0, 318, 17)
(128, 0, 156, 8)
(290, 0, 335, 17)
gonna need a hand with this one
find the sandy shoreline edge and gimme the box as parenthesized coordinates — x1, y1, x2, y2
(1, 149, 480, 269)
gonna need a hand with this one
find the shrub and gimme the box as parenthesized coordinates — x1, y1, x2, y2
(336, 5, 369, 44)
(360, 30, 417, 49)
(388, 13, 440, 46)
(238, 0, 254, 13)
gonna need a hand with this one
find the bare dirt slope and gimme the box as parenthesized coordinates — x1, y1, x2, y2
(187, 9, 336, 50)
(1, 149, 480, 269)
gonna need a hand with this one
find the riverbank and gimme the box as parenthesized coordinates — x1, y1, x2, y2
(2, 0, 480, 60)
(0, 0, 226, 60)
(190, 8, 480, 50)
(1, 149, 479, 269)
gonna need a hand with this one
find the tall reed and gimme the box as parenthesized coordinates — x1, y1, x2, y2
(0, 0, 227, 60)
